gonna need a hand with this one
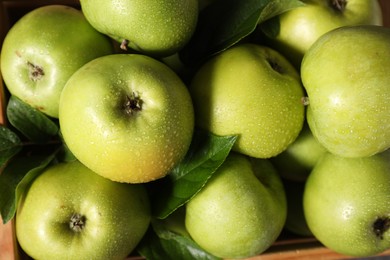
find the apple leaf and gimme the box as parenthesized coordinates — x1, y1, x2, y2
(55, 132, 77, 163)
(179, 0, 304, 66)
(149, 129, 237, 219)
(6, 95, 59, 143)
(0, 149, 58, 224)
(138, 220, 221, 260)
(0, 125, 22, 168)
(258, 15, 281, 39)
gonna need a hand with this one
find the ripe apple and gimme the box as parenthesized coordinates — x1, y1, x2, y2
(189, 43, 305, 159)
(283, 179, 312, 237)
(301, 25, 390, 158)
(0, 5, 113, 118)
(16, 160, 151, 260)
(79, 0, 198, 57)
(303, 151, 390, 257)
(261, 0, 382, 67)
(59, 54, 194, 183)
(185, 152, 287, 258)
(270, 123, 326, 182)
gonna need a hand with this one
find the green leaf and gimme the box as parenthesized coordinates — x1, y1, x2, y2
(258, 15, 281, 39)
(180, 0, 304, 66)
(138, 219, 221, 260)
(150, 129, 237, 219)
(0, 126, 22, 167)
(56, 132, 77, 163)
(6, 95, 59, 143)
(0, 150, 58, 224)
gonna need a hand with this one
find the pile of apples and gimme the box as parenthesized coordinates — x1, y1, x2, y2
(0, 0, 389, 259)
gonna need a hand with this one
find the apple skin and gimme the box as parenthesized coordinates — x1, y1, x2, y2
(80, 0, 198, 57)
(282, 179, 313, 237)
(261, 0, 382, 68)
(0, 5, 113, 118)
(59, 54, 194, 183)
(189, 43, 305, 159)
(185, 152, 287, 258)
(271, 123, 326, 182)
(303, 151, 390, 257)
(16, 160, 151, 260)
(301, 25, 390, 158)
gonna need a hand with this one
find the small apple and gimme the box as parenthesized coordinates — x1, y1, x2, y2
(0, 5, 113, 118)
(303, 151, 390, 257)
(189, 43, 305, 159)
(185, 152, 287, 258)
(270, 123, 326, 182)
(59, 54, 194, 183)
(282, 179, 313, 237)
(260, 0, 382, 67)
(79, 0, 198, 57)
(16, 160, 151, 260)
(301, 25, 390, 158)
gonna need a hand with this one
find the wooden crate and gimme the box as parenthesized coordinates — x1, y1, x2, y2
(1, 1, 390, 259)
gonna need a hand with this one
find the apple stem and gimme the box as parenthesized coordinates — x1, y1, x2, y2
(373, 217, 390, 240)
(27, 61, 44, 82)
(331, 0, 347, 12)
(69, 213, 86, 232)
(120, 39, 129, 51)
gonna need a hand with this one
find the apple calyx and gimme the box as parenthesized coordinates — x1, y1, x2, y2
(120, 39, 129, 51)
(27, 61, 44, 82)
(330, 0, 347, 12)
(69, 213, 86, 232)
(373, 216, 390, 240)
(123, 92, 143, 116)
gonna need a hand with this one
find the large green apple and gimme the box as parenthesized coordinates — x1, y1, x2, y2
(16, 160, 151, 260)
(303, 151, 390, 257)
(261, 0, 382, 67)
(189, 43, 305, 159)
(271, 123, 326, 182)
(185, 152, 287, 258)
(80, 0, 198, 57)
(59, 54, 194, 183)
(0, 5, 113, 118)
(301, 25, 390, 158)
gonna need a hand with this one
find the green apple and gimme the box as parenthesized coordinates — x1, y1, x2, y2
(261, 0, 382, 67)
(271, 123, 326, 182)
(185, 152, 287, 258)
(301, 25, 390, 158)
(0, 5, 113, 118)
(303, 151, 390, 257)
(59, 54, 194, 183)
(16, 160, 151, 260)
(282, 179, 313, 237)
(189, 43, 305, 159)
(80, 0, 198, 57)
